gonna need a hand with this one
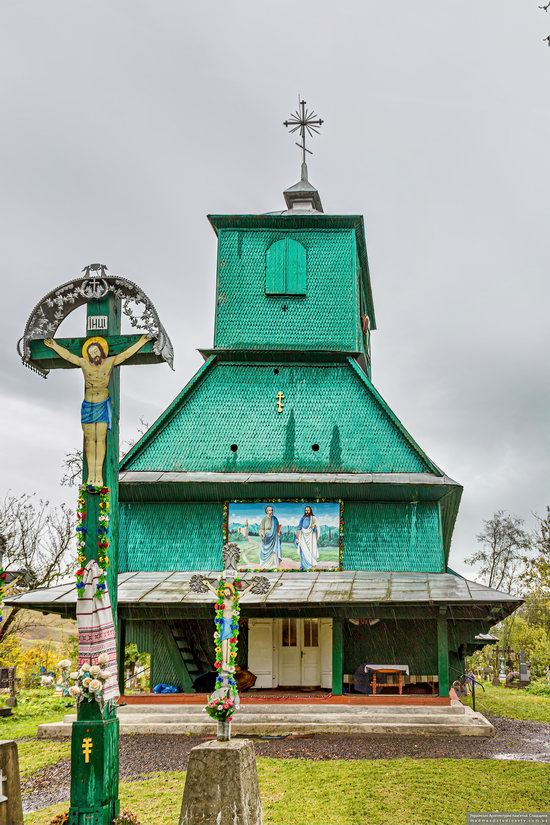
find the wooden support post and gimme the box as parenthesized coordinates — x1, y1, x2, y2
(331, 617, 344, 696)
(437, 610, 449, 698)
(118, 618, 126, 696)
(69, 701, 119, 825)
(69, 293, 121, 825)
(0, 740, 24, 825)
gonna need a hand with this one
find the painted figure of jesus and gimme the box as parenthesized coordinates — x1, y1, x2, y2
(295, 505, 320, 569)
(202, 580, 237, 672)
(44, 334, 151, 486)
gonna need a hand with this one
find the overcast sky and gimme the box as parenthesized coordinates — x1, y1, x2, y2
(1, 1, 548, 579)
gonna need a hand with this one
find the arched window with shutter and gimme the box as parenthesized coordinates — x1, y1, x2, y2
(265, 238, 306, 295)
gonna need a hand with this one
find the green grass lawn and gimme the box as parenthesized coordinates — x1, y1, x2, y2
(10, 684, 550, 824)
(0, 690, 72, 781)
(0, 689, 72, 739)
(18, 740, 70, 782)
(232, 536, 339, 568)
(463, 682, 550, 723)
(25, 758, 550, 825)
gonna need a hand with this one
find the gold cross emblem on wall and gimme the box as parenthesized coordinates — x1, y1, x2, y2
(276, 391, 285, 413)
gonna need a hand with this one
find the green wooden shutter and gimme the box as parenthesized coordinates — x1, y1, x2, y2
(266, 238, 306, 295)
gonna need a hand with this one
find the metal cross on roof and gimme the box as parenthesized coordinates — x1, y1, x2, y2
(284, 96, 323, 177)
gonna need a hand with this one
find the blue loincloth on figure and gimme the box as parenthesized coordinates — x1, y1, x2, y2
(220, 617, 233, 641)
(81, 397, 112, 430)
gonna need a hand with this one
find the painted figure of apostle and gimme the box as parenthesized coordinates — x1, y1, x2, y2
(258, 505, 282, 568)
(295, 505, 320, 569)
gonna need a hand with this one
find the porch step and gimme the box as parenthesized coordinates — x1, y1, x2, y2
(61, 712, 474, 726)
(38, 702, 494, 738)
(115, 702, 468, 716)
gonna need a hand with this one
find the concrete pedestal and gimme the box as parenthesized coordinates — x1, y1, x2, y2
(179, 739, 262, 825)
(0, 740, 24, 825)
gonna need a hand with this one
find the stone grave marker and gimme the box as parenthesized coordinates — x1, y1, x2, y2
(0, 740, 23, 825)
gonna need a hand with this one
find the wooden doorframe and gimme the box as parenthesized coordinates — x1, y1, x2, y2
(248, 617, 333, 690)
(275, 618, 330, 688)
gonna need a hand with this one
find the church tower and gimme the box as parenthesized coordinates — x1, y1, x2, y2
(211, 100, 374, 377)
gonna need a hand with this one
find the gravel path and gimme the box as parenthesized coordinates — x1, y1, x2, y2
(22, 715, 550, 814)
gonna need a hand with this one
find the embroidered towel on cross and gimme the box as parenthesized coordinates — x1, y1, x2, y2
(76, 559, 119, 705)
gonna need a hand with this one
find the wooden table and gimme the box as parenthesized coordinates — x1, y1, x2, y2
(367, 666, 408, 695)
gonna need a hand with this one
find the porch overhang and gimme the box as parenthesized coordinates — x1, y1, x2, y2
(5, 571, 522, 624)
(118, 470, 458, 495)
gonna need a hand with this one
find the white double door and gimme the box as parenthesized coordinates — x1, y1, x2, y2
(248, 618, 332, 689)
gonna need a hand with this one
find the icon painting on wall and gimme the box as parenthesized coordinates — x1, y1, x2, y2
(226, 501, 342, 571)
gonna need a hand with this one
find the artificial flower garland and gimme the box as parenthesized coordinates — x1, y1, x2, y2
(0, 566, 6, 622)
(214, 576, 241, 689)
(75, 484, 111, 599)
(204, 576, 241, 722)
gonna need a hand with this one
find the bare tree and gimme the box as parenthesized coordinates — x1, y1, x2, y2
(120, 416, 150, 458)
(532, 506, 550, 557)
(540, 2, 550, 44)
(522, 506, 550, 597)
(466, 510, 532, 594)
(60, 417, 150, 487)
(0, 493, 73, 639)
(60, 448, 83, 488)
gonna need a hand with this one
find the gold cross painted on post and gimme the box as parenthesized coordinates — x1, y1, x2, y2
(276, 391, 285, 413)
(82, 737, 93, 763)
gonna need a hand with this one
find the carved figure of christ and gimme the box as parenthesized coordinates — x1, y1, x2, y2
(43, 334, 151, 486)
(202, 579, 255, 673)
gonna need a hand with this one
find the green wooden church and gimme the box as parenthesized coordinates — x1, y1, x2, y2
(12, 164, 521, 700)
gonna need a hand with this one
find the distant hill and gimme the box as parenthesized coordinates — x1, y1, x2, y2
(14, 610, 76, 651)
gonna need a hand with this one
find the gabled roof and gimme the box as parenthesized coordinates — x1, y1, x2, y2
(120, 355, 445, 477)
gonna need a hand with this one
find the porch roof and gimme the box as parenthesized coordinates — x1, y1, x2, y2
(5, 571, 521, 620)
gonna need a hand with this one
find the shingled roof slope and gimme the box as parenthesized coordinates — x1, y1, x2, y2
(120, 356, 443, 476)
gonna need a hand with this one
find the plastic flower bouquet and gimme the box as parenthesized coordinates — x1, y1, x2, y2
(68, 653, 112, 707)
(204, 687, 237, 722)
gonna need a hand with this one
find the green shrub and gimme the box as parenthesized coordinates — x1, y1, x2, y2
(525, 679, 550, 697)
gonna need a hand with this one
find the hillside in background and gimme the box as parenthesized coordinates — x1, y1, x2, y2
(15, 610, 76, 651)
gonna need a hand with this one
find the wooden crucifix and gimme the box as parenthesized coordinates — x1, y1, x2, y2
(19, 267, 173, 621)
(19, 264, 173, 825)
(190, 543, 269, 740)
(43, 333, 151, 486)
